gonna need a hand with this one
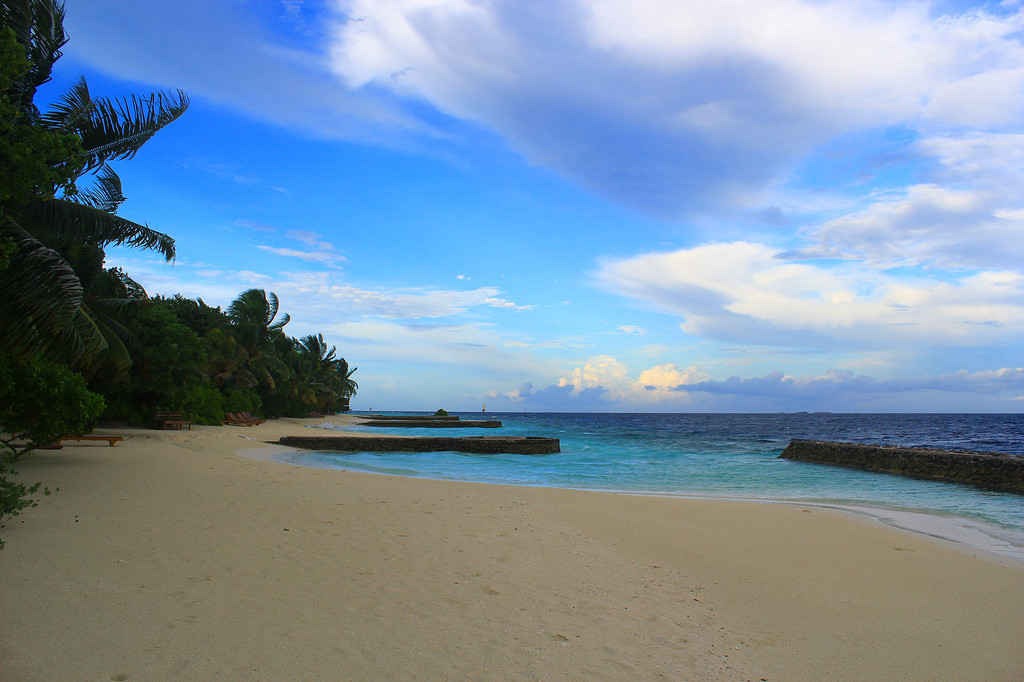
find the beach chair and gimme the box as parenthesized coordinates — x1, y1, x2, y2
(224, 412, 256, 426)
(224, 412, 264, 426)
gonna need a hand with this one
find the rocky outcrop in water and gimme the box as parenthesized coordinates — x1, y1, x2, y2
(780, 440, 1024, 493)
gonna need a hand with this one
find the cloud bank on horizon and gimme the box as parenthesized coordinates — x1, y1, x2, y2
(62, 0, 1024, 411)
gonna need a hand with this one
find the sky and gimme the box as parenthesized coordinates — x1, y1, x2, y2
(47, 0, 1024, 412)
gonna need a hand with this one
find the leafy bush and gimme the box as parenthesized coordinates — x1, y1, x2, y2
(224, 388, 261, 414)
(0, 461, 50, 549)
(0, 353, 101, 548)
(0, 353, 105, 460)
(181, 383, 224, 425)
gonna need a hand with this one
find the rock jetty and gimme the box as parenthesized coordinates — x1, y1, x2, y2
(780, 440, 1024, 493)
(278, 435, 560, 455)
(356, 419, 502, 428)
(359, 414, 461, 422)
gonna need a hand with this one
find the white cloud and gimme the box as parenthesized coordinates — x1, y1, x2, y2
(331, 0, 1024, 214)
(63, 0, 429, 144)
(597, 241, 1024, 349)
(675, 366, 1024, 398)
(488, 363, 1024, 412)
(789, 132, 1024, 269)
(616, 325, 647, 335)
(255, 230, 346, 268)
(67, 1, 1024, 219)
(104, 253, 531, 323)
(558, 355, 630, 393)
(554, 356, 709, 404)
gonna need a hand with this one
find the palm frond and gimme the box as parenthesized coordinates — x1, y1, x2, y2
(0, 212, 85, 360)
(77, 300, 135, 380)
(269, 312, 290, 332)
(89, 267, 148, 301)
(71, 164, 125, 213)
(266, 291, 285, 330)
(0, 0, 68, 114)
(17, 196, 175, 260)
(45, 85, 190, 174)
(39, 74, 92, 132)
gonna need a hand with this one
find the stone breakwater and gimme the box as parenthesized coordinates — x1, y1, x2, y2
(359, 415, 461, 421)
(356, 419, 503, 428)
(278, 435, 560, 455)
(780, 440, 1024, 493)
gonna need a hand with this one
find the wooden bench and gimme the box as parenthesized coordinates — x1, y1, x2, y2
(56, 435, 124, 446)
(155, 410, 191, 430)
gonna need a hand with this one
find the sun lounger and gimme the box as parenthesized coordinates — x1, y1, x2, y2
(224, 412, 265, 426)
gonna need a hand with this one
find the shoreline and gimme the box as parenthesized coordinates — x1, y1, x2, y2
(2, 417, 1022, 679)
(265, 419, 1024, 567)
(272, 452, 1024, 568)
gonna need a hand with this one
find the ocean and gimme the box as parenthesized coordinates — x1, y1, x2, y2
(274, 412, 1024, 562)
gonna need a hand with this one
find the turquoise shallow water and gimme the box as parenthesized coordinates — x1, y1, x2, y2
(275, 412, 1024, 557)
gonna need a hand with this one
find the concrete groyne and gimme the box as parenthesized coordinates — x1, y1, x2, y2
(278, 435, 560, 455)
(358, 414, 461, 422)
(356, 419, 502, 428)
(780, 440, 1024, 493)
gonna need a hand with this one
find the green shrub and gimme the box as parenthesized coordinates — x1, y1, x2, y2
(224, 388, 261, 414)
(0, 354, 101, 548)
(181, 383, 224, 425)
(0, 353, 105, 460)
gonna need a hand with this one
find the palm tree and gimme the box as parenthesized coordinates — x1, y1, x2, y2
(296, 334, 358, 412)
(0, 0, 188, 366)
(202, 328, 258, 391)
(335, 357, 358, 403)
(226, 289, 290, 347)
(225, 289, 290, 392)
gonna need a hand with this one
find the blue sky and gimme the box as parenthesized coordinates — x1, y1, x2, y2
(50, 0, 1024, 412)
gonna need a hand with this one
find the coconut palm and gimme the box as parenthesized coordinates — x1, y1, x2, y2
(203, 328, 258, 390)
(0, 0, 188, 365)
(225, 289, 290, 392)
(226, 289, 290, 347)
(335, 357, 358, 398)
(298, 334, 358, 406)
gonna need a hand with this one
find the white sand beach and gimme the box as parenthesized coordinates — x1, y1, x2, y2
(1, 417, 1022, 680)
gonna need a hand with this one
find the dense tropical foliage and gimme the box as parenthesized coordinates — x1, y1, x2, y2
(96, 288, 358, 426)
(0, 1, 357, 544)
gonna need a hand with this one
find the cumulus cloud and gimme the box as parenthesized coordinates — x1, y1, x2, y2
(487, 364, 1024, 412)
(503, 356, 712, 406)
(597, 241, 1024, 349)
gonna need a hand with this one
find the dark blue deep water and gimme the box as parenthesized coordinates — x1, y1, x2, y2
(277, 412, 1024, 555)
